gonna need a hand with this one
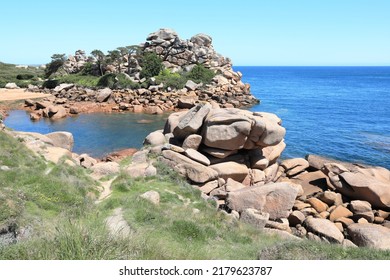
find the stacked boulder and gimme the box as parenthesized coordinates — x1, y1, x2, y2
(63, 50, 90, 74)
(143, 104, 390, 250)
(142, 28, 254, 107)
(52, 28, 258, 112)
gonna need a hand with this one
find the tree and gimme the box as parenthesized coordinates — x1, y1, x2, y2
(140, 52, 163, 79)
(107, 50, 121, 73)
(91, 49, 105, 76)
(45, 53, 66, 78)
(125, 45, 141, 75)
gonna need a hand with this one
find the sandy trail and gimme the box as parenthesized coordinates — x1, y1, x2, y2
(0, 88, 51, 101)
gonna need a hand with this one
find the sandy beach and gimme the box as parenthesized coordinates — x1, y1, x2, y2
(0, 88, 50, 102)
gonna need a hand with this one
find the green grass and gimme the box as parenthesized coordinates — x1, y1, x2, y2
(1, 130, 390, 259)
(0, 132, 96, 230)
(0, 62, 44, 88)
(58, 74, 100, 88)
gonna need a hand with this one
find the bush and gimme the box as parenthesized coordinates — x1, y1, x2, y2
(187, 64, 215, 84)
(155, 69, 187, 90)
(115, 73, 141, 89)
(45, 54, 66, 78)
(140, 52, 163, 79)
(42, 79, 60, 89)
(97, 73, 116, 88)
(80, 62, 96, 76)
(16, 74, 34, 80)
(58, 74, 99, 88)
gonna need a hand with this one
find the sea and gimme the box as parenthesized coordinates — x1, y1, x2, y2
(4, 66, 390, 169)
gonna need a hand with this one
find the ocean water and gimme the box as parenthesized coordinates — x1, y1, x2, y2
(4, 67, 390, 168)
(235, 66, 390, 169)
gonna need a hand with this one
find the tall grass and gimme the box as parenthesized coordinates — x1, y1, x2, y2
(1, 131, 390, 259)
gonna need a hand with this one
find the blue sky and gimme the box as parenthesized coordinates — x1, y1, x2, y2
(1, 0, 389, 66)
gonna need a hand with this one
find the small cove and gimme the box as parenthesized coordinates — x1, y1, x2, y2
(4, 110, 168, 158)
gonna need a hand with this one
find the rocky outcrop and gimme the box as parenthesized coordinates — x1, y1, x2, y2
(323, 163, 390, 208)
(140, 104, 390, 250)
(63, 50, 89, 74)
(35, 28, 258, 121)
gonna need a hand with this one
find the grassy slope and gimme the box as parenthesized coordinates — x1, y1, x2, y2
(0, 131, 389, 259)
(0, 62, 44, 88)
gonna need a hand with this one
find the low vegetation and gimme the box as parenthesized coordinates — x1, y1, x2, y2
(0, 62, 44, 88)
(1, 42, 216, 91)
(1, 131, 389, 259)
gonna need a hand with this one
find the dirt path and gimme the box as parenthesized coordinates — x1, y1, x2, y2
(0, 88, 50, 102)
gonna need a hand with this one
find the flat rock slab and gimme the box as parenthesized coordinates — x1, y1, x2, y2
(226, 182, 298, 220)
(210, 161, 249, 182)
(290, 170, 328, 196)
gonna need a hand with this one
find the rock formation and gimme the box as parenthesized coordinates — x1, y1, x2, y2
(28, 28, 258, 120)
(141, 104, 390, 250)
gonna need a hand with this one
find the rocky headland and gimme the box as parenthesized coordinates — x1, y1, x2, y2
(15, 28, 258, 121)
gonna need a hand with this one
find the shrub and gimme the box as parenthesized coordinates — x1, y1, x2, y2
(45, 54, 66, 78)
(187, 64, 215, 84)
(97, 73, 116, 88)
(80, 62, 96, 76)
(155, 69, 187, 90)
(140, 52, 163, 79)
(115, 73, 141, 89)
(16, 74, 34, 80)
(58, 74, 99, 88)
(42, 79, 60, 89)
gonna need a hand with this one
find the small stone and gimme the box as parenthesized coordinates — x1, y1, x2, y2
(317, 191, 343, 206)
(198, 180, 219, 194)
(182, 134, 202, 150)
(336, 217, 355, 228)
(144, 130, 166, 146)
(225, 178, 246, 192)
(0, 165, 11, 171)
(375, 210, 390, 219)
(240, 208, 269, 229)
(293, 200, 312, 211)
(358, 218, 369, 224)
(318, 211, 330, 219)
(374, 216, 385, 224)
(301, 207, 318, 217)
(145, 165, 157, 177)
(306, 197, 328, 213)
(288, 210, 305, 226)
(265, 219, 290, 232)
(329, 205, 353, 222)
(140, 190, 160, 205)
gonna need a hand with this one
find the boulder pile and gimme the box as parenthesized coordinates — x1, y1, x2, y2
(27, 28, 258, 120)
(142, 104, 390, 250)
(63, 50, 89, 74)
